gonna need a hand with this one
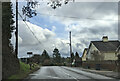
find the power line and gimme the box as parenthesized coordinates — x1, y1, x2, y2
(37, 13, 118, 21)
(18, 12, 41, 44)
(85, 2, 103, 20)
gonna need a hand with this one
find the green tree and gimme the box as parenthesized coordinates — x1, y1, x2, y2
(74, 52, 82, 67)
(31, 54, 41, 64)
(75, 52, 79, 59)
(2, 2, 20, 79)
(41, 50, 50, 63)
(2, 3, 15, 53)
(47, 0, 74, 9)
(71, 52, 74, 63)
(22, 0, 73, 20)
(53, 48, 61, 64)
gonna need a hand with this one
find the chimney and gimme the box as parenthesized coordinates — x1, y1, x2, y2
(102, 36, 108, 42)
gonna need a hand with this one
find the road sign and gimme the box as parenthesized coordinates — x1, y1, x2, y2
(27, 52, 33, 55)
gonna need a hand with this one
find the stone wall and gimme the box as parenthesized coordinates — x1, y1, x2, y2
(82, 61, 117, 71)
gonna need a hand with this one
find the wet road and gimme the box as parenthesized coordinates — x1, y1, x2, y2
(26, 66, 114, 80)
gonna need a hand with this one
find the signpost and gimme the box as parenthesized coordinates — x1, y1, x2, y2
(27, 52, 33, 70)
(27, 52, 33, 57)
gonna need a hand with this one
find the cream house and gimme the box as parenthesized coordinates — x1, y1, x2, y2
(82, 48, 88, 61)
(116, 45, 120, 58)
(86, 36, 120, 61)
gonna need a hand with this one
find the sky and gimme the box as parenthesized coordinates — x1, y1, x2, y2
(11, 0, 119, 58)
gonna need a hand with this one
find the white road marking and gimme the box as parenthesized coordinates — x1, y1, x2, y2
(62, 66, 113, 79)
(58, 67, 79, 81)
(47, 76, 61, 79)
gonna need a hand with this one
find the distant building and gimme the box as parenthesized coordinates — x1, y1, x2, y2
(86, 36, 120, 61)
(82, 48, 88, 61)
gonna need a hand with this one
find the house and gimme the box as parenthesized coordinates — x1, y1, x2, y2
(116, 45, 120, 55)
(116, 45, 120, 60)
(82, 48, 88, 61)
(86, 36, 120, 61)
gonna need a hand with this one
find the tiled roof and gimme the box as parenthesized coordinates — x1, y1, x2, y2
(91, 40, 120, 52)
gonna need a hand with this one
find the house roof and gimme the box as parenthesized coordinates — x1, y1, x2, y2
(116, 45, 120, 52)
(91, 40, 120, 52)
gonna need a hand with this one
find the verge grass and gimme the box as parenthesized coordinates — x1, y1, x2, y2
(8, 61, 40, 79)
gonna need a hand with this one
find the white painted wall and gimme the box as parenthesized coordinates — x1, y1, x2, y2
(104, 53, 117, 60)
(82, 50, 87, 61)
(87, 43, 98, 60)
(87, 43, 117, 61)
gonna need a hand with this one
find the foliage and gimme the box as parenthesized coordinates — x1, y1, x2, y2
(2, 2, 20, 79)
(22, 0, 74, 20)
(71, 52, 74, 62)
(61, 57, 65, 63)
(47, 0, 75, 9)
(8, 61, 39, 79)
(19, 61, 30, 73)
(27, 50, 51, 66)
(75, 52, 79, 59)
(2, 2, 15, 53)
(74, 52, 82, 67)
(22, 0, 38, 19)
(53, 48, 61, 63)
(8, 61, 29, 79)
(42, 50, 50, 60)
(41, 50, 50, 65)
(30, 54, 41, 64)
(42, 59, 51, 66)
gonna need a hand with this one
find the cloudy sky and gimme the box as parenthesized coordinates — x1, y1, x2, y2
(11, 1, 118, 58)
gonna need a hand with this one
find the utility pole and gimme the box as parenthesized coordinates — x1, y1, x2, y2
(69, 31, 72, 66)
(69, 31, 72, 56)
(15, 0, 18, 57)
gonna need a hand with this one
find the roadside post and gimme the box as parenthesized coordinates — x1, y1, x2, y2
(27, 52, 33, 70)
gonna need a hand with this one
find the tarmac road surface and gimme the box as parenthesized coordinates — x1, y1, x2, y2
(25, 66, 116, 81)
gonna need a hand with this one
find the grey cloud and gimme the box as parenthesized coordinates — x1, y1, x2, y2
(17, 21, 72, 58)
(37, 2, 118, 23)
(16, 2, 118, 58)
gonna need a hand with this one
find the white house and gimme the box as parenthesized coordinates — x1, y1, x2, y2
(82, 48, 88, 61)
(86, 36, 120, 61)
(116, 45, 120, 58)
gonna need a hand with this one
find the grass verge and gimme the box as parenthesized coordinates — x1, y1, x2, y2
(8, 61, 40, 79)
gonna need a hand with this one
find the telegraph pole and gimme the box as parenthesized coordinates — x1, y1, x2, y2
(15, 0, 18, 57)
(69, 31, 72, 66)
(69, 31, 72, 56)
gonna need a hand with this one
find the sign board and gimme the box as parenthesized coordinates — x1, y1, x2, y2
(27, 52, 33, 55)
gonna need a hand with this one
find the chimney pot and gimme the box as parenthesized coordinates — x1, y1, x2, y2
(102, 36, 108, 42)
